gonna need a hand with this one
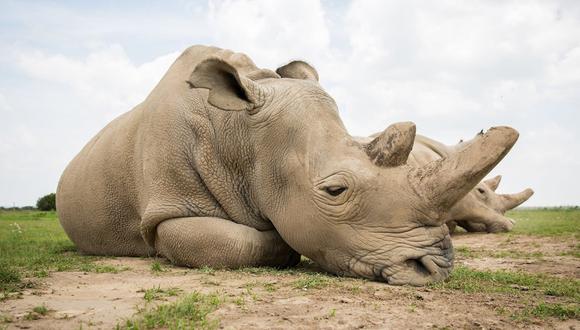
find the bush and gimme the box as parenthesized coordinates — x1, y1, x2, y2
(36, 193, 56, 211)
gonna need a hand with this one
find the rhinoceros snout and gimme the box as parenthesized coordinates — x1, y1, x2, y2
(382, 234, 454, 286)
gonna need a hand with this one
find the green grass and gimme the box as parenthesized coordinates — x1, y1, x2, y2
(23, 304, 49, 320)
(455, 246, 544, 259)
(0, 210, 125, 299)
(507, 208, 580, 237)
(292, 273, 335, 290)
(141, 286, 182, 302)
(119, 291, 223, 329)
(525, 302, 579, 320)
(150, 261, 166, 273)
(429, 265, 579, 299)
(32, 305, 48, 315)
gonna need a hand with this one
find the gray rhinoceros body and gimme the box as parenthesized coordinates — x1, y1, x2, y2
(58, 46, 294, 262)
(58, 45, 519, 285)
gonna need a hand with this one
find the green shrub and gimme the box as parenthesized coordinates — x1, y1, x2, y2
(36, 193, 56, 211)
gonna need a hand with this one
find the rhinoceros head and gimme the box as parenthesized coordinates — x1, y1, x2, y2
(189, 58, 519, 285)
(449, 175, 534, 232)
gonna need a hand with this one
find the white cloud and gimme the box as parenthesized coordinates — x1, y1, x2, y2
(207, 0, 330, 67)
(16, 46, 179, 121)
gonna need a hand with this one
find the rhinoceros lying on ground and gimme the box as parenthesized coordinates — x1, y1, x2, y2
(57, 45, 519, 285)
(354, 133, 534, 233)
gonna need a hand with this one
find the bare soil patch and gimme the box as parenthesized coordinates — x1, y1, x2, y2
(454, 233, 580, 278)
(1, 234, 578, 329)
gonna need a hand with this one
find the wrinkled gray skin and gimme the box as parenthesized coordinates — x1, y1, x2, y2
(357, 134, 534, 233)
(57, 45, 519, 286)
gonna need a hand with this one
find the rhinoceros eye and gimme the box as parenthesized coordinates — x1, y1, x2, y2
(325, 186, 347, 197)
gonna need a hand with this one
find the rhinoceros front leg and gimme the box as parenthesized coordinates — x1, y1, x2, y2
(155, 217, 300, 269)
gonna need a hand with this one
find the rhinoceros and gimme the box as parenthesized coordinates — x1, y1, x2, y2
(354, 133, 534, 233)
(57, 45, 519, 285)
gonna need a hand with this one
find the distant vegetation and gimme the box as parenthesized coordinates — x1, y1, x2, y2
(36, 193, 56, 211)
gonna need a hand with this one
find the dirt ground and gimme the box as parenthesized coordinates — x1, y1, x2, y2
(1, 234, 579, 329)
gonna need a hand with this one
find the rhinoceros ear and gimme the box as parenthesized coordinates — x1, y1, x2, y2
(484, 175, 502, 191)
(276, 60, 319, 82)
(188, 57, 269, 112)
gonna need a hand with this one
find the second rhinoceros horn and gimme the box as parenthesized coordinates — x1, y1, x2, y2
(408, 127, 519, 220)
(501, 188, 535, 210)
(484, 174, 534, 210)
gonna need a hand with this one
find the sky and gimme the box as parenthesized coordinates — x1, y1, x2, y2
(0, 0, 579, 207)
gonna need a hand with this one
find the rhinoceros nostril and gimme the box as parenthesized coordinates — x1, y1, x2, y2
(404, 258, 430, 276)
(404, 256, 442, 275)
(420, 256, 441, 275)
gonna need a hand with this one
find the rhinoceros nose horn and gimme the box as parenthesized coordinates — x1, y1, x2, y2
(411, 126, 519, 219)
(365, 122, 416, 167)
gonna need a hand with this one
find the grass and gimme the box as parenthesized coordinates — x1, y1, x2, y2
(525, 302, 579, 320)
(150, 261, 166, 273)
(455, 246, 545, 259)
(507, 208, 580, 237)
(292, 273, 335, 290)
(1, 208, 578, 326)
(0, 210, 126, 299)
(141, 286, 182, 302)
(24, 305, 49, 320)
(119, 291, 223, 329)
(429, 265, 579, 299)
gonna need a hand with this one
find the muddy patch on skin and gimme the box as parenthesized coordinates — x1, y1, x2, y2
(1, 235, 579, 329)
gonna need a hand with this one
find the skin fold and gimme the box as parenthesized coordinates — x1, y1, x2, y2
(356, 135, 534, 233)
(57, 45, 520, 286)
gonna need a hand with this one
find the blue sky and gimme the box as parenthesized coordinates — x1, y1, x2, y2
(1, 0, 579, 206)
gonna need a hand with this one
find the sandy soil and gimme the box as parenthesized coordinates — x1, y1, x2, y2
(1, 234, 578, 330)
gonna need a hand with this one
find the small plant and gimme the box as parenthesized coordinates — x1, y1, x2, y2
(198, 266, 216, 275)
(32, 305, 48, 315)
(142, 286, 181, 302)
(233, 296, 245, 307)
(24, 305, 48, 320)
(328, 308, 336, 318)
(1, 313, 13, 323)
(263, 282, 277, 292)
(150, 261, 166, 273)
(120, 291, 223, 329)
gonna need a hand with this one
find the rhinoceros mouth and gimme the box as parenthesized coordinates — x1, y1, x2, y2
(385, 238, 454, 286)
(348, 234, 454, 286)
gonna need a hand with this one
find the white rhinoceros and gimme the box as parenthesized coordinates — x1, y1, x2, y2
(57, 45, 519, 285)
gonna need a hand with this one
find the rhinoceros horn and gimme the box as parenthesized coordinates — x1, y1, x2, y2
(410, 127, 519, 220)
(484, 175, 502, 191)
(501, 188, 534, 210)
(188, 57, 278, 113)
(365, 122, 416, 167)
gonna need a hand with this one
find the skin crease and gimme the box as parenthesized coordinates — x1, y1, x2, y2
(57, 45, 519, 286)
(354, 134, 534, 233)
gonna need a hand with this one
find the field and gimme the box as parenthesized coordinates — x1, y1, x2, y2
(0, 209, 578, 329)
